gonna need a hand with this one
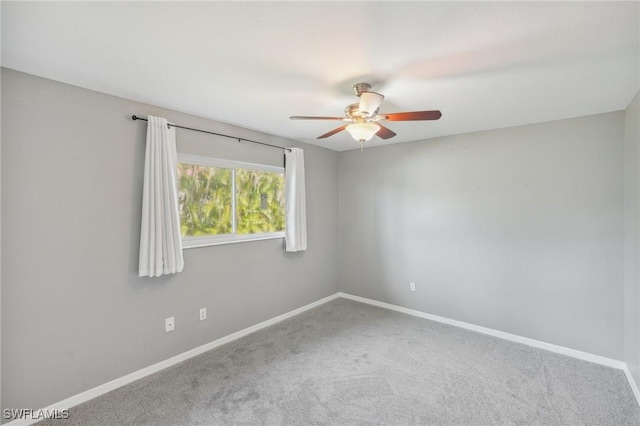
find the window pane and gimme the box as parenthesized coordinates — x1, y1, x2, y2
(236, 169, 285, 235)
(177, 163, 233, 237)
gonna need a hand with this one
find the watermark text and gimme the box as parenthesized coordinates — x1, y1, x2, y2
(3, 408, 69, 420)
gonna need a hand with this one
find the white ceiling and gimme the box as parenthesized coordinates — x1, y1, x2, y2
(2, 1, 639, 152)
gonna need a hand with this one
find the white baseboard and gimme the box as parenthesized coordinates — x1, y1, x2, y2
(7, 291, 640, 425)
(4, 293, 340, 426)
(338, 292, 640, 407)
(338, 292, 625, 369)
(623, 365, 640, 408)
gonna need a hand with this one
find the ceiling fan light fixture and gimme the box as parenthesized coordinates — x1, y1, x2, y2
(358, 92, 384, 117)
(346, 122, 380, 143)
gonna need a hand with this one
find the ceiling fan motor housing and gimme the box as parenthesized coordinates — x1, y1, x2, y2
(345, 103, 366, 121)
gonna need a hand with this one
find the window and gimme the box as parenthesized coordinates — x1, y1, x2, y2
(177, 154, 285, 248)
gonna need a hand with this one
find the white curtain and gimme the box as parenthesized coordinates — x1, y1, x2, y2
(138, 116, 184, 277)
(285, 147, 307, 252)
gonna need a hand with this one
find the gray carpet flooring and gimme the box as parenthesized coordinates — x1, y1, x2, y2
(39, 298, 640, 425)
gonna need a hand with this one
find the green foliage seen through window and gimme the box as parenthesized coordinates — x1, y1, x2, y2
(177, 163, 284, 238)
(236, 169, 285, 234)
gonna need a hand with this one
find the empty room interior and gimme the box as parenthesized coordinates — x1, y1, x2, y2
(2, 1, 640, 425)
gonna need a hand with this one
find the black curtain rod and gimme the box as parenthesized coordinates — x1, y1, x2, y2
(132, 115, 291, 152)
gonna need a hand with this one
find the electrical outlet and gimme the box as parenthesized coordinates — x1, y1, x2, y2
(165, 317, 175, 332)
(199, 308, 207, 321)
(410, 282, 416, 292)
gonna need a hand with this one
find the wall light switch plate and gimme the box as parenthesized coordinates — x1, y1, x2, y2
(199, 308, 207, 321)
(165, 317, 175, 332)
(410, 282, 416, 292)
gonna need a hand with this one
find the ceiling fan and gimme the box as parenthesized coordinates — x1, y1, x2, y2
(290, 83, 442, 150)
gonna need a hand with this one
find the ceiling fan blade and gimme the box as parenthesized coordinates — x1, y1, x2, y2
(376, 124, 396, 140)
(317, 125, 347, 139)
(381, 110, 442, 121)
(290, 116, 345, 121)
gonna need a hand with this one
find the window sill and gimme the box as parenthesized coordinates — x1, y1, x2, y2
(182, 232, 284, 249)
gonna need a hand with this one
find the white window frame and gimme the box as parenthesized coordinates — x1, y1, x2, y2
(177, 153, 285, 249)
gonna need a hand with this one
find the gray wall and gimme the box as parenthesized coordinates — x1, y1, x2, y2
(0, 8, 3, 409)
(625, 91, 640, 386)
(0, 68, 339, 411)
(339, 112, 625, 360)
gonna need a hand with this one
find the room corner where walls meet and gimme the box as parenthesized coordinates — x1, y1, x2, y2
(624, 90, 640, 390)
